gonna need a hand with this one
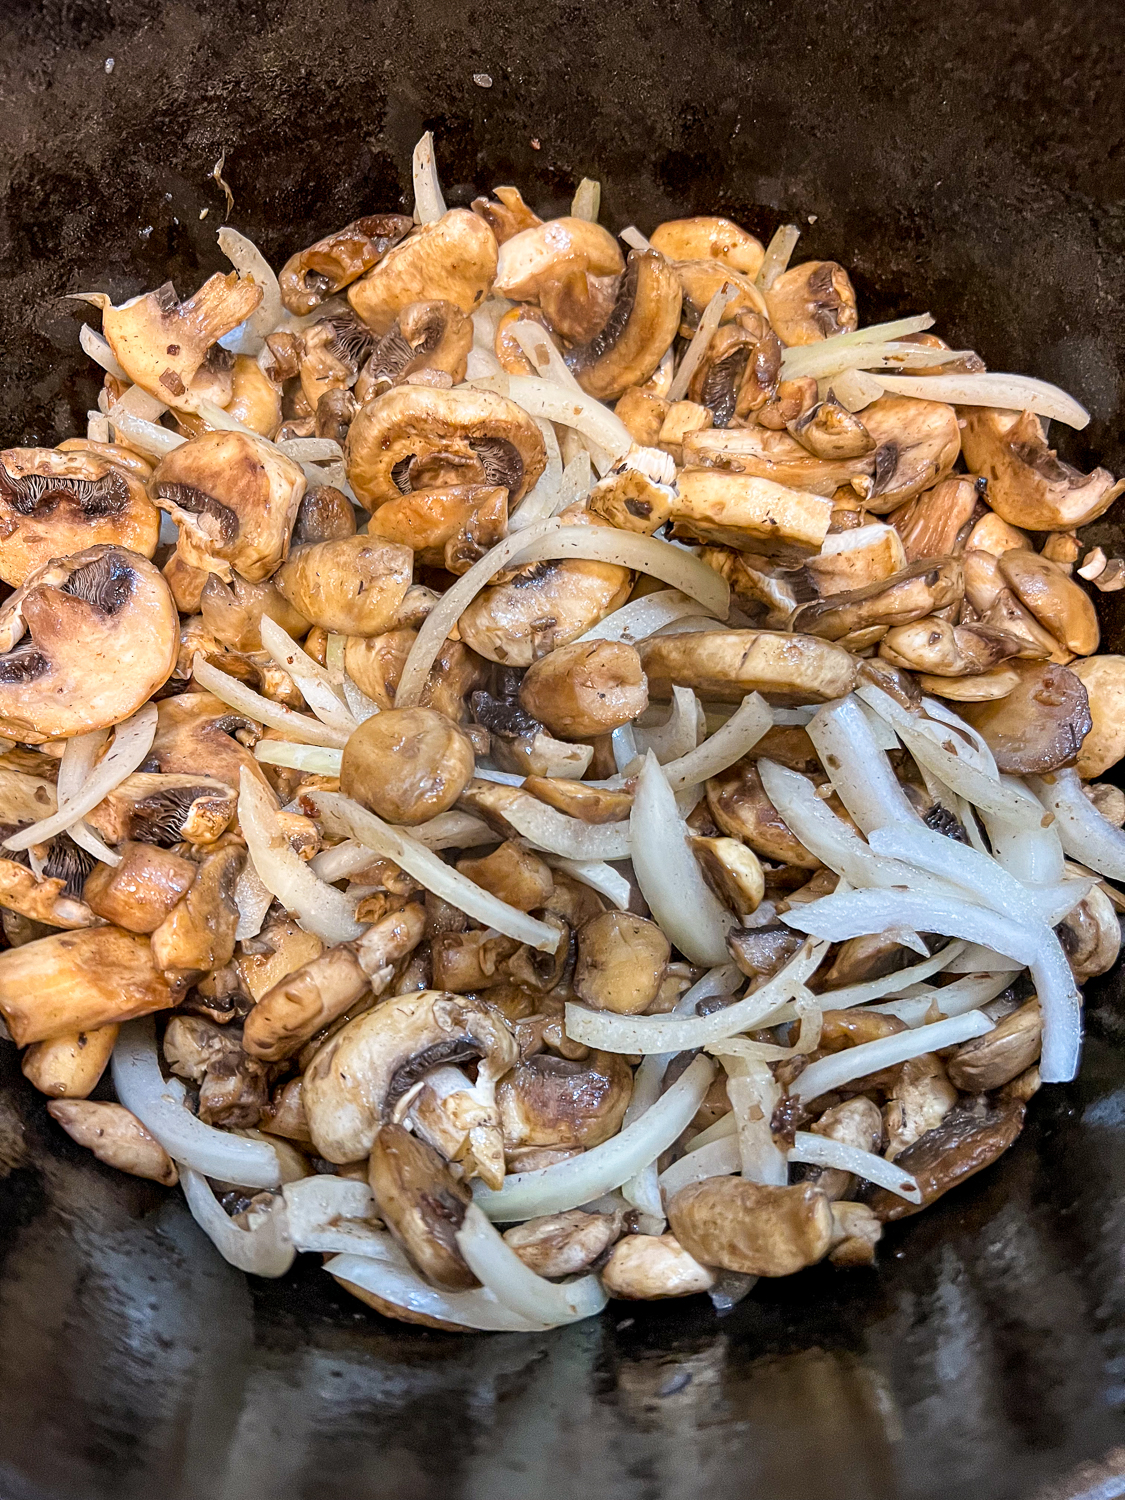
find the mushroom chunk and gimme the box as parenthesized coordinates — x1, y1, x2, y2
(456, 841, 554, 912)
(889, 476, 980, 563)
(690, 315, 782, 425)
(959, 407, 1123, 531)
(866, 1101, 1025, 1221)
(1071, 656, 1125, 777)
(0, 926, 172, 1045)
(148, 692, 267, 791)
(668, 1176, 834, 1275)
(790, 557, 964, 644)
(301, 990, 518, 1167)
(691, 835, 767, 914)
(292, 485, 358, 546)
(22, 1025, 120, 1100)
(671, 469, 832, 561)
(518, 640, 649, 740)
(958, 661, 1091, 773)
(882, 1054, 958, 1160)
(1057, 887, 1122, 982)
(345, 631, 485, 719)
(945, 999, 1043, 1091)
(807, 1095, 884, 1200)
(573, 911, 671, 1015)
(789, 398, 875, 460)
(84, 841, 197, 933)
(996, 549, 1100, 656)
(765, 261, 858, 346)
(0, 546, 178, 743)
(565, 250, 683, 401)
(856, 398, 962, 512)
(600, 1233, 717, 1299)
(340, 707, 476, 825)
(278, 214, 413, 316)
(497, 1048, 633, 1150)
(199, 574, 312, 654)
(355, 300, 473, 401)
(151, 430, 306, 584)
(94, 273, 262, 403)
(150, 842, 244, 976)
(878, 617, 1027, 677)
(347, 210, 499, 337)
(503, 1209, 624, 1277)
(85, 771, 237, 848)
(471, 185, 542, 243)
(649, 216, 765, 277)
(674, 262, 766, 330)
(638, 629, 856, 706)
(587, 462, 675, 535)
(806, 523, 908, 597)
(345, 384, 546, 512)
(493, 216, 625, 343)
(707, 760, 821, 867)
(368, 1122, 478, 1290)
(47, 1100, 178, 1185)
(274, 535, 413, 636)
(367, 485, 508, 574)
(0, 448, 160, 585)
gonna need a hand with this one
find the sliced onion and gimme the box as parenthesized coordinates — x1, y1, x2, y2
(578, 589, 715, 645)
(508, 419, 563, 529)
(867, 824, 1046, 927)
(112, 1018, 282, 1187)
(782, 339, 967, 384)
(311, 790, 560, 950)
(511, 320, 586, 396)
(216, 228, 283, 356)
(659, 693, 771, 791)
(945, 944, 1024, 974)
(570, 178, 601, 221)
(658, 1135, 741, 1197)
(456, 1203, 607, 1324)
(620, 225, 654, 252)
(4, 704, 157, 854)
(276, 437, 346, 462)
(631, 751, 733, 964)
(621, 1052, 674, 1217)
(512, 526, 730, 616)
(325, 1251, 550, 1332)
(341, 675, 380, 725)
(281, 1176, 389, 1255)
(485, 792, 631, 861)
(756, 223, 801, 291)
(784, 887, 1040, 966)
(109, 381, 169, 422)
(412, 130, 447, 224)
(868, 370, 1089, 429)
(717, 1054, 786, 1185)
(409, 811, 497, 849)
(1030, 768, 1125, 881)
(550, 450, 595, 514)
(816, 942, 966, 1008)
(869, 970, 1016, 1026)
(474, 1055, 714, 1220)
(611, 722, 639, 773)
(193, 654, 349, 748)
(684, 1111, 737, 1154)
(831, 368, 886, 412)
(106, 405, 185, 457)
(255, 742, 343, 775)
(234, 859, 274, 940)
(788, 1132, 922, 1202)
(793, 1010, 994, 1103)
(309, 838, 377, 882)
(668, 283, 740, 402)
(807, 697, 922, 833)
(778, 314, 935, 376)
(79, 323, 128, 381)
(181, 1169, 295, 1277)
(259, 617, 357, 735)
(545, 856, 633, 908)
(239, 770, 364, 943)
(486, 372, 632, 463)
(634, 686, 702, 764)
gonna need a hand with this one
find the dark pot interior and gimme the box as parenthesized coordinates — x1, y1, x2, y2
(3, 2, 1125, 1497)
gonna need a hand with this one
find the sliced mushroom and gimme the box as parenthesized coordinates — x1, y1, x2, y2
(344, 630, 486, 720)
(883, 1054, 958, 1160)
(55, 437, 154, 481)
(996, 549, 1099, 656)
(347, 210, 498, 337)
(650, 216, 764, 276)
(587, 460, 676, 535)
(682, 424, 873, 497)
(789, 398, 875, 461)
(957, 660, 1091, 773)
(674, 261, 767, 329)
(455, 841, 554, 912)
(295, 313, 374, 411)
(0, 855, 96, 930)
(83, 841, 197, 933)
(1071, 656, 1125, 777)
(355, 300, 474, 401)
(765, 261, 857, 345)
(148, 692, 267, 791)
(866, 1100, 1025, 1221)
(806, 1095, 884, 1201)
(521, 775, 633, 824)
(1057, 885, 1122, 981)
(806, 523, 908, 598)
(827, 1200, 883, 1266)
(965, 509, 1031, 557)
(292, 485, 357, 547)
(638, 629, 856, 705)
(0, 447, 160, 585)
(878, 617, 1028, 677)
(600, 1232, 716, 1299)
(790, 557, 963, 643)
(886, 475, 979, 565)
(278, 214, 413, 316)
(668, 1176, 833, 1275)
(690, 835, 766, 914)
(946, 999, 1042, 1091)
(471, 185, 541, 242)
(707, 760, 820, 868)
(225, 353, 282, 437)
(573, 911, 670, 1014)
(517, 639, 648, 740)
(340, 707, 476, 825)
(21, 1023, 119, 1099)
(856, 397, 962, 512)
(757, 376, 820, 430)
(367, 484, 507, 574)
(0, 547, 178, 743)
(671, 469, 832, 561)
(686, 314, 782, 424)
(301, 989, 518, 1165)
(345, 383, 546, 512)
(368, 1122, 478, 1289)
(274, 535, 413, 637)
(614, 387, 671, 447)
(959, 407, 1123, 531)
(503, 1208, 624, 1277)
(565, 250, 683, 401)
(149, 842, 243, 976)
(494, 217, 624, 343)
(47, 1099, 178, 1184)
(657, 400, 713, 465)
(728, 924, 807, 979)
(84, 771, 237, 847)
(497, 1048, 632, 1150)
(199, 575, 311, 655)
(237, 915, 325, 1001)
(0, 925, 172, 1045)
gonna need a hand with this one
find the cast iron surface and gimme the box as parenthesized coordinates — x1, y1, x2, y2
(2, 1, 1125, 1496)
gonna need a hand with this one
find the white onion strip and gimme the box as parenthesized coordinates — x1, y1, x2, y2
(869, 370, 1090, 430)
(254, 742, 343, 775)
(1030, 769, 1125, 881)
(499, 794, 632, 860)
(79, 323, 128, 380)
(181, 1169, 295, 1276)
(788, 1132, 922, 1202)
(412, 131, 447, 224)
(311, 790, 560, 950)
(217, 228, 283, 356)
(779, 314, 935, 378)
(259, 617, 358, 735)
(485, 372, 633, 461)
(870, 970, 1015, 1026)
(793, 1010, 994, 1103)
(325, 1252, 550, 1332)
(757, 224, 801, 291)
(570, 178, 601, 221)
(667, 283, 739, 402)
(511, 526, 730, 615)
(784, 888, 1040, 966)
(578, 589, 714, 645)
(193, 655, 350, 748)
(545, 857, 633, 908)
(658, 1136, 741, 1197)
(807, 696, 922, 833)
(473, 1055, 714, 1220)
(659, 693, 771, 791)
(112, 1018, 282, 1187)
(620, 225, 653, 252)
(718, 1054, 786, 1185)
(456, 1203, 608, 1324)
(239, 771, 364, 944)
(816, 943, 966, 1008)
(105, 405, 184, 456)
(511, 320, 586, 395)
(634, 686, 701, 764)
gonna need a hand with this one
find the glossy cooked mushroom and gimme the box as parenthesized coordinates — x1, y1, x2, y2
(959, 407, 1124, 531)
(764, 261, 857, 345)
(517, 639, 649, 739)
(273, 535, 413, 636)
(638, 629, 856, 704)
(573, 911, 670, 1014)
(1071, 655, 1125, 776)
(649, 216, 765, 276)
(278, 214, 413, 316)
(493, 216, 624, 343)
(340, 707, 476, 825)
(497, 1048, 633, 1151)
(347, 210, 498, 337)
(957, 661, 1092, 773)
(565, 249, 683, 401)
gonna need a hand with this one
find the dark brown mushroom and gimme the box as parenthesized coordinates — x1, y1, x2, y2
(278, 214, 414, 317)
(957, 660, 1091, 772)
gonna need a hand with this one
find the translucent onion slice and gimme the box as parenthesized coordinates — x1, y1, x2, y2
(112, 1018, 282, 1187)
(783, 888, 1040, 966)
(255, 742, 343, 776)
(511, 526, 730, 616)
(79, 323, 128, 381)
(311, 790, 561, 950)
(634, 686, 702, 764)
(1030, 768, 1125, 881)
(309, 838, 377, 882)
(788, 1132, 922, 1203)
(488, 372, 633, 462)
(756, 223, 801, 291)
(106, 406, 185, 456)
(193, 654, 350, 748)
(217, 228, 283, 356)
(234, 859, 274, 941)
(181, 1169, 295, 1277)
(659, 693, 771, 791)
(718, 1054, 786, 1185)
(4, 703, 157, 853)
(570, 178, 602, 221)
(868, 370, 1090, 430)
(806, 696, 922, 833)
(511, 320, 586, 395)
(482, 792, 632, 861)
(631, 751, 734, 965)
(815, 943, 966, 1008)
(545, 856, 633, 908)
(684, 1111, 737, 1154)
(473, 1055, 714, 1220)
(621, 1051, 674, 1218)
(109, 381, 169, 423)
(239, 771, 365, 944)
(281, 1177, 388, 1256)
(276, 437, 346, 462)
(945, 944, 1024, 974)
(667, 283, 740, 402)
(793, 1010, 995, 1103)
(620, 225, 654, 252)
(778, 314, 935, 377)
(578, 589, 715, 645)
(782, 339, 967, 384)
(259, 617, 358, 735)
(409, 811, 497, 849)
(325, 1252, 551, 1332)
(412, 130, 447, 224)
(658, 1135, 741, 1197)
(508, 419, 563, 530)
(869, 970, 1016, 1026)
(456, 1203, 608, 1325)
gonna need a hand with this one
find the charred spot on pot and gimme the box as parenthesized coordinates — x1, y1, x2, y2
(153, 482, 239, 546)
(384, 1038, 483, 1114)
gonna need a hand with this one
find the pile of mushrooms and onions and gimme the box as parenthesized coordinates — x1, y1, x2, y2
(2, 134, 1124, 1331)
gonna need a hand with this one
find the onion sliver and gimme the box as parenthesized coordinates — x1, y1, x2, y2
(783, 888, 1040, 966)
(493, 373, 633, 460)
(778, 314, 934, 377)
(570, 177, 601, 221)
(630, 751, 733, 964)
(660, 693, 771, 791)
(325, 1252, 550, 1332)
(1030, 768, 1125, 881)
(667, 283, 740, 402)
(412, 130, 447, 224)
(869, 370, 1089, 429)
(634, 686, 701, 764)
(485, 790, 632, 860)
(684, 1111, 737, 1154)
(255, 742, 343, 776)
(658, 1135, 741, 1197)
(578, 589, 713, 645)
(508, 419, 563, 529)
(4, 703, 157, 853)
(456, 1203, 607, 1325)
(870, 970, 1015, 1026)
(565, 939, 826, 1054)
(193, 654, 350, 748)
(756, 223, 801, 291)
(866, 824, 1050, 927)
(181, 1169, 295, 1277)
(511, 526, 730, 616)
(793, 1010, 994, 1103)
(79, 323, 128, 381)
(106, 405, 185, 456)
(239, 770, 364, 944)
(409, 811, 497, 849)
(281, 1177, 387, 1256)
(217, 228, 283, 356)
(311, 790, 560, 950)
(718, 1054, 786, 1185)
(545, 856, 633, 908)
(112, 1018, 282, 1187)
(788, 1132, 922, 1202)
(259, 618, 358, 735)
(511, 320, 585, 395)
(807, 697, 922, 833)
(815, 942, 966, 1008)
(473, 1055, 714, 1220)
(620, 225, 654, 252)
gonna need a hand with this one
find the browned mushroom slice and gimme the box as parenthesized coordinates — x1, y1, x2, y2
(673, 261, 766, 330)
(959, 407, 1124, 530)
(355, 300, 473, 402)
(369, 1123, 478, 1290)
(765, 261, 858, 346)
(148, 692, 268, 791)
(956, 660, 1091, 773)
(805, 524, 908, 597)
(878, 617, 1027, 676)
(0, 547, 178, 744)
(520, 776, 633, 825)
(650, 216, 765, 276)
(672, 469, 832, 561)
(668, 1176, 834, 1274)
(682, 424, 874, 497)
(295, 312, 374, 412)
(587, 462, 675, 534)
(150, 842, 243, 976)
(707, 760, 821, 868)
(965, 509, 1031, 557)
(345, 383, 546, 512)
(996, 549, 1100, 656)
(856, 397, 962, 512)
(600, 1232, 716, 1298)
(1071, 655, 1125, 777)
(48, 1100, 178, 1184)
(0, 925, 172, 1044)
(945, 999, 1042, 1092)
(865, 1100, 1026, 1221)
(1057, 886, 1121, 981)
(347, 210, 498, 337)
(497, 1049, 633, 1150)
(493, 216, 624, 343)
(789, 397, 876, 460)
(278, 214, 413, 316)
(367, 485, 507, 574)
(83, 841, 197, 933)
(456, 841, 554, 912)
(790, 557, 963, 642)
(471, 185, 542, 243)
(517, 639, 648, 739)
(638, 629, 856, 705)
(915, 664, 1023, 702)
(566, 250, 683, 401)
(274, 535, 413, 636)
(504, 1208, 624, 1277)
(889, 475, 981, 562)
(573, 911, 670, 1014)
(85, 771, 237, 847)
(0, 448, 160, 585)
(686, 315, 782, 424)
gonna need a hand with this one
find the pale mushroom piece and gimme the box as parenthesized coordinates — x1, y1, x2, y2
(83, 771, 238, 847)
(369, 1122, 478, 1289)
(996, 549, 1100, 656)
(279, 214, 414, 316)
(0, 925, 172, 1045)
(945, 998, 1042, 1091)
(1071, 656, 1125, 777)
(565, 250, 683, 401)
(706, 760, 821, 869)
(502, 1208, 624, 1278)
(1057, 885, 1122, 981)
(865, 1100, 1025, 1222)
(957, 660, 1092, 773)
(497, 1048, 633, 1150)
(340, 707, 476, 825)
(47, 1099, 178, 1185)
(471, 185, 542, 243)
(882, 1054, 958, 1160)
(0, 447, 160, 585)
(21, 1023, 120, 1099)
(227, 353, 282, 437)
(573, 910, 670, 1014)
(671, 469, 833, 561)
(355, 300, 473, 401)
(0, 857, 96, 931)
(686, 313, 783, 424)
(149, 842, 243, 975)
(657, 400, 713, 465)
(853, 397, 962, 512)
(274, 535, 413, 637)
(789, 397, 875, 460)
(236, 915, 325, 1001)
(455, 841, 554, 912)
(367, 484, 508, 574)
(888, 475, 980, 563)
(806, 1095, 884, 1201)
(650, 217, 764, 276)
(493, 217, 624, 343)
(345, 631, 486, 721)
(614, 387, 671, 447)
(806, 523, 908, 597)
(56, 437, 155, 480)
(765, 260, 857, 346)
(83, 841, 197, 933)
(0, 547, 178, 744)
(600, 1233, 717, 1299)
(959, 407, 1124, 531)
(790, 557, 963, 643)
(638, 629, 856, 706)
(689, 835, 766, 914)
(163, 545, 210, 614)
(148, 693, 269, 792)
(296, 314, 373, 412)
(682, 423, 871, 497)
(878, 617, 1027, 677)
(347, 210, 499, 337)
(200, 574, 312, 653)
(673, 261, 767, 329)
(964, 508, 1031, 557)
(668, 1176, 834, 1276)
(518, 639, 648, 740)
(587, 462, 675, 535)
(915, 664, 1023, 702)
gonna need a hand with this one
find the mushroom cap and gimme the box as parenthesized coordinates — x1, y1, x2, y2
(0, 546, 177, 743)
(496, 1048, 633, 1149)
(996, 548, 1100, 656)
(347, 210, 499, 338)
(566, 250, 683, 401)
(458, 550, 633, 666)
(356, 299, 473, 400)
(149, 691, 270, 791)
(959, 407, 1122, 531)
(340, 706, 476, 825)
(671, 468, 833, 561)
(151, 429, 306, 585)
(1071, 655, 1125, 777)
(0, 448, 160, 585)
(367, 484, 508, 574)
(649, 216, 764, 277)
(638, 628, 856, 705)
(858, 397, 962, 513)
(764, 260, 858, 347)
(518, 639, 649, 740)
(958, 660, 1092, 773)
(279, 213, 414, 317)
(273, 534, 413, 637)
(790, 557, 964, 642)
(494, 217, 624, 300)
(345, 383, 546, 513)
